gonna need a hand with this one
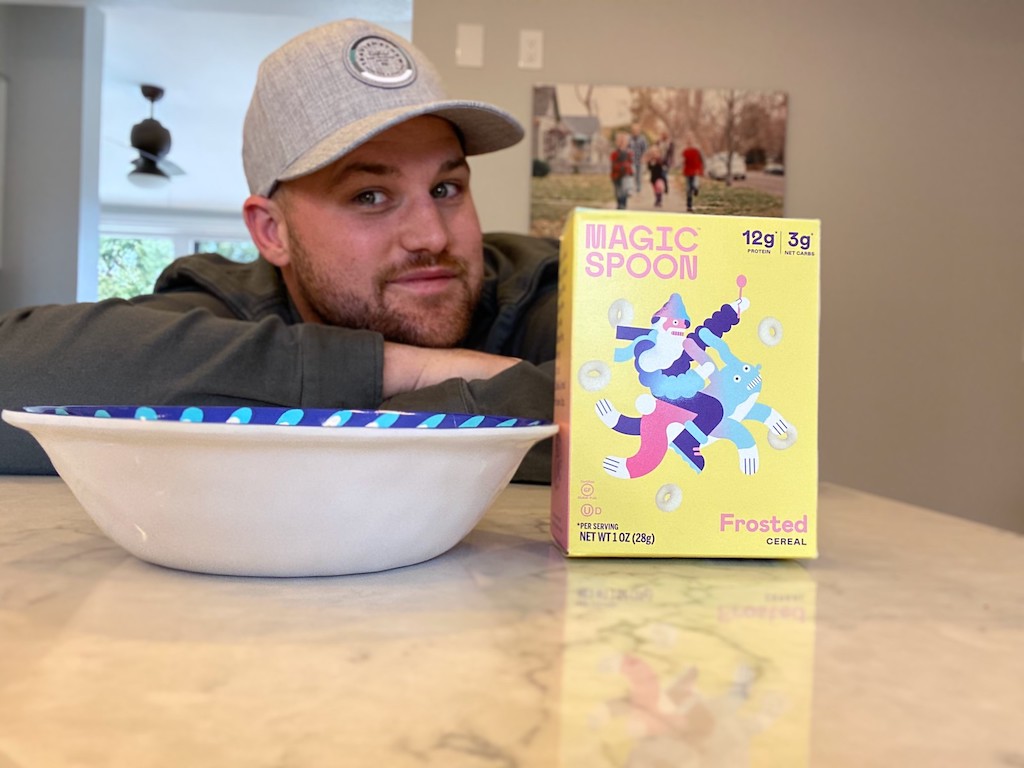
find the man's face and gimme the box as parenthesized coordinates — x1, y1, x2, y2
(273, 116, 484, 348)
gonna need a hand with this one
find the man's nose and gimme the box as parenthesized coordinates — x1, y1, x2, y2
(399, 196, 450, 254)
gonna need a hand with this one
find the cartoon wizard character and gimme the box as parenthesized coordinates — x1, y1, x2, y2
(598, 290, 748, 479)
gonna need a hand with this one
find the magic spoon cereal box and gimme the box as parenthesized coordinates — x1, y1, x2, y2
(550, 208, 820, 558)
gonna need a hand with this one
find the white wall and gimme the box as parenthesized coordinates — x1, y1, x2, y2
(414, 0, 1024, 531)
(0, 4, 102, 310)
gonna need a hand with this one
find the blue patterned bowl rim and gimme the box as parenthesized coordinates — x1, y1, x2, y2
(21, 406, 551, 430)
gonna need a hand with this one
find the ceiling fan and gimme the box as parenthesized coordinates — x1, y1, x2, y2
(127, 84, 185, 188)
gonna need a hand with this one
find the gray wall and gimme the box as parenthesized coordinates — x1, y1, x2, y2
(0, 1, 1020, 530)
(415, 0, 1024, 532)
(0, 4, 102, 311)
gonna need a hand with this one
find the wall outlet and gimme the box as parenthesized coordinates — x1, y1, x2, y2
(519, 29, 543, 69)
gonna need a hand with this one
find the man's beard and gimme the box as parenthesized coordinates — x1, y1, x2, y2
(287, 231, 481, 348)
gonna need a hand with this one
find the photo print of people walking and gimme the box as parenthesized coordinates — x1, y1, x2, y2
(529, 84, 788, 238)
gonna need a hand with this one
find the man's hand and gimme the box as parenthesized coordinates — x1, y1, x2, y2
(382, 342, 521, 398)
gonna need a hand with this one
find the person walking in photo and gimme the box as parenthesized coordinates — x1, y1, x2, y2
(628, 123, 648, 200)
(681, 135, 704, 212)
(610, 131, 634, 210)
(646, 146, 667, 207)
(657, 131, 675, 194)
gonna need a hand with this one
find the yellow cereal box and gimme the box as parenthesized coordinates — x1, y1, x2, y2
(550, 208, 820, 558)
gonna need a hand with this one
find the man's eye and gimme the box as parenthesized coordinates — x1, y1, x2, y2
(431, 181, 459, 199)
(354, 190, 386, 205)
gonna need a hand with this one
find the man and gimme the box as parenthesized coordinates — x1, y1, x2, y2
(0, 19, 558, 481)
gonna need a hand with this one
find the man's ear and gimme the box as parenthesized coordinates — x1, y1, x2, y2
(243, 194, 290, 267)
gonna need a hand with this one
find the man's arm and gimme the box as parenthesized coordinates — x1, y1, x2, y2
(382, 342, 521, 399)
(382, 360, 555, 484)
(0, 300, 383, 473)
(0, 301, 532, 475)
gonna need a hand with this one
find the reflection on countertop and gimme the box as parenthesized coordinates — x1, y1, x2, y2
(561, 559, 814, 766)
(0, 477, 1021, 767)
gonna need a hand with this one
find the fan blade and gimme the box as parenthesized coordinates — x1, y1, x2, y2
(134, 148, 185, 176)
(107, 137, 187, 178)
(157, 158, 185, 176)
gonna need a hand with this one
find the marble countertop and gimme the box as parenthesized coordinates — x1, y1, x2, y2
(0, 477, 1020, 767)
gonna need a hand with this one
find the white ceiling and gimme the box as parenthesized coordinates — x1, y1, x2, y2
(94, 0, 412, 215)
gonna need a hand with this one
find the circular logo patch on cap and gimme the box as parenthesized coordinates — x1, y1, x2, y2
(345, 35, 417, 88)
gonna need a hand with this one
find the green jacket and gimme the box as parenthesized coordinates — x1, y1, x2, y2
(0, 233, 559, 481)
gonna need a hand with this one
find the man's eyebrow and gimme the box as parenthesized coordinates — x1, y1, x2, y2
(332, 162, 399, 182)
(330, 155, 470, 186)
(440, 156, 470, 174)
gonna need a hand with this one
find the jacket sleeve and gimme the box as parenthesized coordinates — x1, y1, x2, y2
(381, 360, 554, 484)
(0, 300, 383, 474)
(478, 232, 559, 364)
(508, 288, 557, 365)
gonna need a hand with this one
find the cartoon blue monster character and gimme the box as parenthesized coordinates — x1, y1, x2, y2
(697, 326, 796, 475)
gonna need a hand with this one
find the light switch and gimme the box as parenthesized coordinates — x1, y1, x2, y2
(519, 29, 543, 69)
(455, 23, 484, 68)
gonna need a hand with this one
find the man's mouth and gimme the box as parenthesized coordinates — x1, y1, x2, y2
(388, 266, 462, 295)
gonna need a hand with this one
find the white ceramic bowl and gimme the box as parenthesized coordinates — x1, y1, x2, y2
(2, 406, 557, 577)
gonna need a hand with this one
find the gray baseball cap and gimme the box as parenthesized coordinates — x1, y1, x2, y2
(243, 19, 524, 197)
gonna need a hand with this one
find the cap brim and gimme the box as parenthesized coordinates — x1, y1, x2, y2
(273, 100, 523, 193)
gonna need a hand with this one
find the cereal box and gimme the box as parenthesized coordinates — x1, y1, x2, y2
(550, 208, 820, 558)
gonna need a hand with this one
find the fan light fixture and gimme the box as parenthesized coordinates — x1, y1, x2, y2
(128, 159, 171, 188)
(127, 84, 174, 188)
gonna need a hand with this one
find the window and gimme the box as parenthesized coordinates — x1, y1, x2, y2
(97, 236, 258, 300)
(193, 239, 258, 263)
(98, 236, 175, 300)
(97, 210, 256, 300)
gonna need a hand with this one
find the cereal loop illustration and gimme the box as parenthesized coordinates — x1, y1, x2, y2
(767, 422, 798, 450)
(578, 360, 612, 392)
(656, 483, 683, 512)
(608, 298, 635, 328)
(758, 317, 783, 346)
